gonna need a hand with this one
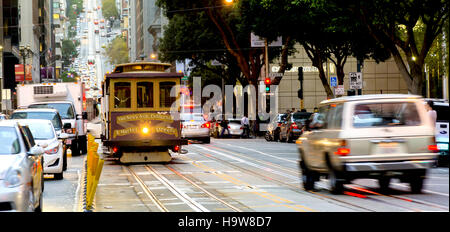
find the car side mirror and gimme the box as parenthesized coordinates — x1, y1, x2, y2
(59, 133, 69, 139)
(64, 123, 72, 129)
(28, 146, 44, 156)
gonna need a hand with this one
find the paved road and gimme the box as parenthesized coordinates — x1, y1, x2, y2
(90, 138, 449, 212)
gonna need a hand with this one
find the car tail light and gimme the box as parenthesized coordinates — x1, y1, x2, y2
(228, 126, 231, 129)
(240, 126, 243, 129)
(277, 123, 282, 127)
(201, 122, 211, 129)
(173, 145, 180, 152)
(334, 140, 350, 156)
(112, 147, 118, 153)
(335, 148, 350, 156)
(428, 145, 438, 152)
(291, 123, 299, 129)
(428, 137, 438, 152)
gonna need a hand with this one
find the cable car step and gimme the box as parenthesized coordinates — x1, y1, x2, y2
(119, 151, 172, 163)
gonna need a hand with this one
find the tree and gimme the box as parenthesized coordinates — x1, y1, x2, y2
(343, 0, 449, 95)
(105, 36, 129, 65)
(101, 0, 119, 20)
(250, 0, 390, 98)
(62, 39, 78, 67)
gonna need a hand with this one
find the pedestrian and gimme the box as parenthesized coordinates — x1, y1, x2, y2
(425, 100, 437, 128)
(220, 119, 230, 138)
(241, 114, 250, 138)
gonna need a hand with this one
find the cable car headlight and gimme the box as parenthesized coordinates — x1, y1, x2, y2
(142, 127, 150, 135)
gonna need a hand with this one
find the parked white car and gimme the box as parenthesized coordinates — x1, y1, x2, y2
(0, 121, 44, 212)
(297, 94, 438, 194)
(12, 119, 68, 180)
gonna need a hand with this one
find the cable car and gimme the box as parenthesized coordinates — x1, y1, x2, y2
(101, 62, 187, 163)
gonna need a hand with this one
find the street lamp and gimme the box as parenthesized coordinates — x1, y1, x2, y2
(19, 45, 33, 83)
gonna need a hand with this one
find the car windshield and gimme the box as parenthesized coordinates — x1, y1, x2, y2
(293, 113, 312, 122)
(22, 122, 55, 140)
(180, 114, 205, 122)
(0, 127, 20, 155)
(434, 104, 449, 122)
(28, 103, 75, 119)
(11, 112, 63, 130)
(353, 102, 421, 128)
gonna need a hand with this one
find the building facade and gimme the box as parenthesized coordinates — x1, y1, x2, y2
(128, 0, 167, 62)
(274, 44, 409, 113)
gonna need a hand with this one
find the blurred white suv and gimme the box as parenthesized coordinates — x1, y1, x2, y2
(297, 94, 438, 194)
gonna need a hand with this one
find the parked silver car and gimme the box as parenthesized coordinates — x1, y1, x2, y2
(297, 94, 438, 194)
(181, 113, 211, 144)
(0, 121, 44, 212)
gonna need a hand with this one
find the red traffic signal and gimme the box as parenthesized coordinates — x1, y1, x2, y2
(264, 78, 271, 85)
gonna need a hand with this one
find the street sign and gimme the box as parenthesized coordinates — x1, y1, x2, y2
(330, 76, 337, 87)
(250, 33, 282, 47)
(269, 72, 283, 78)
(335, 85, 345, 95)
(181, 76, 189, 81)
(349, 72, 363, 89)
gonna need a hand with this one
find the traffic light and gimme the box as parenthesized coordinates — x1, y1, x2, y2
(264, 77, 271, 93)
(298, 67, 304, 99)
(298, 67, 303, 81)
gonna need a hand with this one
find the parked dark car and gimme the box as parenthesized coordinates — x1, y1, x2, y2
(279, 112, 312, 143)
(265, 114, 287, 141)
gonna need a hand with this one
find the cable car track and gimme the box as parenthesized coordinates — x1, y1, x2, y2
(188, 144, 448, 212)
(125, 164, 243, 212)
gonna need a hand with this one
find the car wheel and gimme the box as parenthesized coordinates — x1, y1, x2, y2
(203, 137, 211, 144)
(378, 176, 391, 192)
(79, 135, 88, 154)
(287, 132, 293, 143)
(54, 172, 64, 180)
(274, 130, 280, 142)
(300, 160, 316, 191)
(71, 139, 80, 156)
(408, 170, 426, 194)
(63, 147, 67, 171)
(328, 169, 344, 194)
(265, 131, 271, 141)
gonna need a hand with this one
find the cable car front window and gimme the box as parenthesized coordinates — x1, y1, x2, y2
(137, 82, 154, 108)
(114, 82, 131, 108)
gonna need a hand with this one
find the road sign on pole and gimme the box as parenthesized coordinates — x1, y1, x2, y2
(349, 72, 363, 89)
(335, 85, 345, 95)
(330, 76, 337, 87)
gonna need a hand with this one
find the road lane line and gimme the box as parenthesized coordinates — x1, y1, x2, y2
(185, 148, 317, 212)
(165, 165, 243, 212)
(194, 145, 299, 180)
(215, 142, 298, 164)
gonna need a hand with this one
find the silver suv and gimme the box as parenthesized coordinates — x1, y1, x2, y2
(297, 94, 438, 194)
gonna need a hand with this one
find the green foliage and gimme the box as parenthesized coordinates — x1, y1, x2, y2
(342, 0, 449, 94)
(101, 0, 119, 20)
(61, 70, 79, 83)
(66, 0, 83, 38)
(105, 36, 129, 65)
(61, 39, 78, 68)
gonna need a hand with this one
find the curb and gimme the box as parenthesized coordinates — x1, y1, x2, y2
(81, 155, 95, 212)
